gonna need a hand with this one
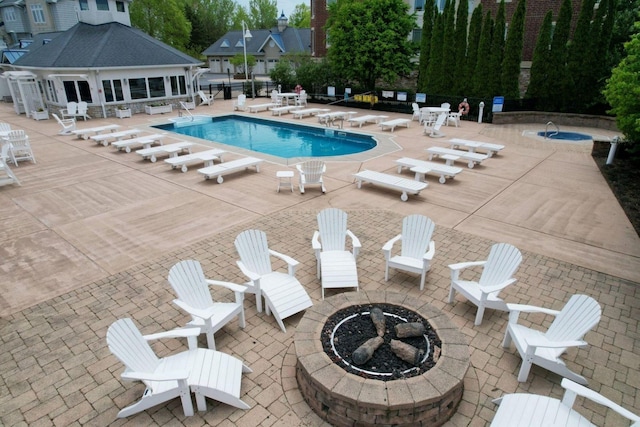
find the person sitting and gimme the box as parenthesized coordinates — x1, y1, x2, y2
(295, 84, 303, 95)
(458, 98, 470, 117)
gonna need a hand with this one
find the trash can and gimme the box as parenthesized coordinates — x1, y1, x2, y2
(223, 86, 232, 100)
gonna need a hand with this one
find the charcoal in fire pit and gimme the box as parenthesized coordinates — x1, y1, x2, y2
(390, 339, 424, 366)
(394, 322, 426, 338)
(352, 336, 384, 365)
(370, 307, 386, 337)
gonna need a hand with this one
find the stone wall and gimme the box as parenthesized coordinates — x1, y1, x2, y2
(492, 111, 619, 132)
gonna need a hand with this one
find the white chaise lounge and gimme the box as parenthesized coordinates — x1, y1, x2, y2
(90, 128, 142, 146)
(292, 108, 331, 119)
(426, 146, 489, 169)
(449, 138, 505, 157)
(165, 148, 226, 172)
(379, 118, 411, 132)
(353, 170, 428, 202)
(248, 103, 277, 113)
(111, 133, 167, 152)
(72, 124, 121, 140)
(271, 105, 300, 116)
(317, 111, 357, 126)
(136, 141, 194, 162)
(198, 156, 263, 183)
(396, 157, 464, 184)
(347, 115, 388, 128)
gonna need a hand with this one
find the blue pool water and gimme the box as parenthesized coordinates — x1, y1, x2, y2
(153, 115, 377, 158)
(537, 131, 592, 141)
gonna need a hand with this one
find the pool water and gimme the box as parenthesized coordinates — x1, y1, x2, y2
(537, 131, 592, 141)
(153, 115, 377, 158)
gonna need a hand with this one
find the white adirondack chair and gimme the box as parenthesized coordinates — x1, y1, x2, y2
(234, 229, 313, 332)
(448, 243, 523, 325)
(106, 318, 252, 418)
(382, 215, 436, 291)
(313, 208, 361, 299)
(197, 90, 214, 106)
(4, 130, 35, 166)
(411, 102, 420, 121)
(491, 378, 640, 427)
(52, 113, 76, 135)
(502, 294, 602, 384)
(167, 260, 247, 350)
(296, 160, 326, 194)
(76, 101, 91, 120)
(61, 101, 78, 120)
(233, 94, 247, 111)
(0, 143, 20, 186)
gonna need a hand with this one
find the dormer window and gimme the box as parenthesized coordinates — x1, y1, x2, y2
(116, 1, 125, 12)
(221, 39, 230, 48)
(235, 40, 244, 47)
(96, 0, 109, 11)
(79, 0, 89, 11)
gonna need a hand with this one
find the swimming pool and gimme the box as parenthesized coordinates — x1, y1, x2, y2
(153, 115, 377, 158)
(537, 131, 592, 141)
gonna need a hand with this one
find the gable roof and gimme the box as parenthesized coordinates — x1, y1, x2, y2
(202, 26, 310, 57)
(14, 22, 202, 68)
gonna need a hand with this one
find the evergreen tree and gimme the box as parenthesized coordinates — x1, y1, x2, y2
(546, 0, 572, 111)
(501, 0, 526, 98)
(417, 0, 436, 92)
(525, 11, 553, 103)
(463, 5, 483, 96)
(565, 0, 597, 111)
(426, 11, 445, 93)
(590, 0, 617, 106)
(473, 11, 494, 97)
(441, 0, 457, 91)
(452, 0, 469, 95)
(487, 0, 506, 97)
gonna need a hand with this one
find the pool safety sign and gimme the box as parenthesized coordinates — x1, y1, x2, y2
(492, 96, 504, 113)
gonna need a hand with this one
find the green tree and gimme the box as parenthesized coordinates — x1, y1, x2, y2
(473, 11, 493, 97)
(249, 0, 278, 28)
(417, 0, 436, 92)
(289, 3, 311, 27)
(565, 0, 597, 110)
(546, 0, 572, 111)
(610, 0, 638, 65)
(500, 0, 526, 98)
(183, 0, 237, 58)
(295, 57, 334, 93)
(525, 11, 553, 102)
(452, 0, 469, 95)
(130, 0, 191, 51)
(326, 0, 416, 91)
(441, 0, 457, 91)
(425, 11, 445, 93)
(463, 4, 483, 96)
(603, 20, 640, 144)
(230, 53, 256, 76)
(587, 0, 617, 107)
(487, 0, 505, 97)
(270, 59, 296, 90)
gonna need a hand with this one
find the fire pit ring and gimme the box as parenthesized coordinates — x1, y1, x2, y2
(295, 291, 470, 427)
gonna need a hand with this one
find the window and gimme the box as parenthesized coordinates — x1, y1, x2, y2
(102, 79, 124, 102)
(148, 77, 164, 98)
(170, 76, 186, 96)
(412, 29, 422, 43)
(129, 77, 167, 99)
(79, 0, 89, 11)
(116, 1, 125, 12)
(4, 8, 16, 22)
(63, 80, 92, 103)
(96, 0, 109, 11)
(30, 4, 46, 24)
(414, 0, 424, 11)
(45, 80, 58, 103)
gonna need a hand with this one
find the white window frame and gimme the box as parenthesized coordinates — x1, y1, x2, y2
(30, 4, 46, 24)
(4, 8, 16, 22)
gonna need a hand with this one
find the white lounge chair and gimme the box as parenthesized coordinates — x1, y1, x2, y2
(503, 294, 602, 384)
(90, 128, 141, 146)
(292, 108, 331, 119)
(395, 157, 463, 184)
(296, 160, 326, 194)
(411, 103, 421, 121)
(234, 229, 313, 332)
(111, 133, 166, 152)
(383, 215, 436, 291)
(424, 112, 447, 137)
(271, 105, 300, 116)
(313, 208, 361, 299)
(52, 113, 76, 135)
(317, 111, 356, 126)
(426, 146, 489, 169)
(4, 130, 35, 166)
(448, 243, 523, 326)
(198, 156, 262, 183)
(136, 141, 193, 162)
(72, 124, 121, 140)
(165, 148, 226, 172)
(247, 103, 277, 113)
(347, 114, 388, 128)
(449, 138, 505, 157)
(353, 170, 428, 202)
(197, 90, 214, 106)
(107, 318, 251, 418)
(491, 378, 640, 427)
(233, 94, 246, 111)
(0, 143, 20, 186)
(379, 118, 411, 132)
(167, 260, 246, 350)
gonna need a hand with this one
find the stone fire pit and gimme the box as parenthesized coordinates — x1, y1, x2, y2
(295, 291, 470, 427)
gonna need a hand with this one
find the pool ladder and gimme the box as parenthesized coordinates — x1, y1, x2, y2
(544, 121, 559, 139)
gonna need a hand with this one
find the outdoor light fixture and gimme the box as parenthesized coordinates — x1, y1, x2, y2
(242, 21, 252, 82)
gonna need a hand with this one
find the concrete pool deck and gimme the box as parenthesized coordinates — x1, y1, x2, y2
(0, 99, 638, 426)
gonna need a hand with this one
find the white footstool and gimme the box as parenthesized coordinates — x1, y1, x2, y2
(276, 170, 294, 192)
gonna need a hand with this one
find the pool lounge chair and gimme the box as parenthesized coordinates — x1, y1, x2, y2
(165, 148, 226, 172)
(111, 133, 166, 152)
(347, 115, 388, 128)
(353, 170, 427, 202)
(292, 108, 331, 119)
(72, 124, 121, 140)
(379, 118, 411, 132)
(198, 156, 263, 184)
(448, 138, 505, 157)
(426, 146, 488, 169)
(248, 103, 277, 113)
(90, 129, 141, 146)
(136, 141, 193, 162)
(395, 157, 463, 184)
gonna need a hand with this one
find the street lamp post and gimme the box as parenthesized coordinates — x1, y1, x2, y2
(242, 21, 253, 98)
